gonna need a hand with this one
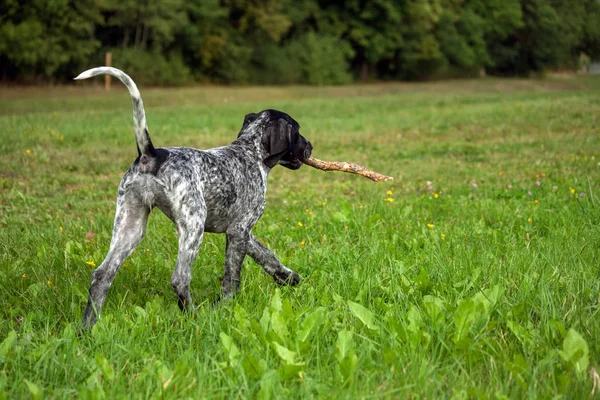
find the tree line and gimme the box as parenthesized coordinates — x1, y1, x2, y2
(1, 0, 599, 85)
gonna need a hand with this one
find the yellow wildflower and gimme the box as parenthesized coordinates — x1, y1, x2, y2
(86, 260, 96, 267)
(570, 188, 575, 194)
(441, 233, 446, 240)
(297, 222, 303, 227)
(22, 274, 26, 278)
(527, 218, 532, 223)
(47, 280, 51, 285)
(344, 226, 349, 230)
(498, 171, 504, 176)
(433, 193, 439, 199)
(427, 223, 434, 229)
(59, 226, 63, 232)
(322, 202, 327, 207)
(534, 200, 539, 204)
(26, 149, 31, 154)
(309, 211, 313, 216)
(300, 240, 306, 246)
(386, 190, 393, 195)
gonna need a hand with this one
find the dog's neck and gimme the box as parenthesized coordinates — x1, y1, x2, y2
(231, 133, 272, 176)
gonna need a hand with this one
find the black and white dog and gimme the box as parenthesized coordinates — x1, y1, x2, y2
(74, 67, 312, 328)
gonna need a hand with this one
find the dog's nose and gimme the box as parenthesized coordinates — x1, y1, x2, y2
(304, 141, 313, 159)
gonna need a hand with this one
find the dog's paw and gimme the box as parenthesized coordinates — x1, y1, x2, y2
(274, 270, 301, 286)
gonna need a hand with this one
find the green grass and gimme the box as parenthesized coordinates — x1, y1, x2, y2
(1, 77, 599, 398)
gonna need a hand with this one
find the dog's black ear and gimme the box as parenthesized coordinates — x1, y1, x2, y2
(262, 118, 295, 168)
(238, 113, 258, 138)
(243, 113, 258, 129)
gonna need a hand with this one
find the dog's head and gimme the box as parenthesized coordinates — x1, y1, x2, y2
(238, 109, 312, 169)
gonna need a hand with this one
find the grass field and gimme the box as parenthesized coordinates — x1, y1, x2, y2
(1, 77, 599, 398)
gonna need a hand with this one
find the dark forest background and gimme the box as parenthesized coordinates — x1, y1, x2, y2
(2, 0, 600, 85)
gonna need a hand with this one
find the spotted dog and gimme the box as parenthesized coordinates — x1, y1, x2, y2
(74, 67, 312, 328)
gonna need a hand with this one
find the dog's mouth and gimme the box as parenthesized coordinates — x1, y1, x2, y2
(279, 139, 312, 170)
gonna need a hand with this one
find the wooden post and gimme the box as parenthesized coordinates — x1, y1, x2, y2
(105, 52, 112, 91)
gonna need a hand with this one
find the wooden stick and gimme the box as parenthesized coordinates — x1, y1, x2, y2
(303, 156, 393, 182)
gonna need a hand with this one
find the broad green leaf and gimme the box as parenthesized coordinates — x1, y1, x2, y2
(78, 386, 105, 400)
(260, 307, 271, 335)
(272, 342, 297, 365)
(279, 363, 305, 380)
(506, 320, 533, 347)
(270, 312, 290, 343)
(407, 305, 423, 332)
(336, 329, 355, 361)
(473, 285, 504, 317)
(484, 285, 503, 307)
(251, 320, 268, 345)
(258, 370, 279, 400)
(234, 304, 251, 331)
(333, 211, 348, 223)
(219, 332, 240, 365)
(504, 354, 529, 392)
(27, 283, 41, 298)
(241, 354, 265, 379)
(339, 351, 359, 383)
(270, 289, 282, 313)
(133, 306, 148, 319)
(453, 298, 476, 342)
(282, 298, 294, 319)
(157, 363, 173, 389)
(414, 268, 431, 291)
(495, 391, 510, 400)
(348, 300, 379, 331)
(561, 328, 589, 374)
(550, 319, 567, 339)
(0, 331, 17, 359)
(386, 315, 408, 342)
(95, 353, 115, 382)
(23, 380, 43, 400)
(296, 307, 326, 343)
(423, 295, 444, 324)
(85, 368, 101, 389)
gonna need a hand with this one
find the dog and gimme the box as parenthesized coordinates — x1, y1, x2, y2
(74, 67, 312, 328)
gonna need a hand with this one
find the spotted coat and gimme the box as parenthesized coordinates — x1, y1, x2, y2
(74, 67, 312, 328)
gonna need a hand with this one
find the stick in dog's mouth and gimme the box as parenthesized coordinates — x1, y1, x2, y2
(302, 156, 393, 182)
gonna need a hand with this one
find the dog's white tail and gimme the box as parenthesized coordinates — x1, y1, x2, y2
(75, 67, 155, 156)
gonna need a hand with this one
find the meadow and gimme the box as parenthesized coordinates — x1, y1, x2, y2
(0, 76, 599, 398)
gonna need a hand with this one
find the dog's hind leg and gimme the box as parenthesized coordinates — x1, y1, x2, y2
(246, 234, 301, 286)
(169, 195, 206, 314)
(82, 195, 150, 328)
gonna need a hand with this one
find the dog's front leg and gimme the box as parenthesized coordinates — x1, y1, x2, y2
(221, 231, 249, 299)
